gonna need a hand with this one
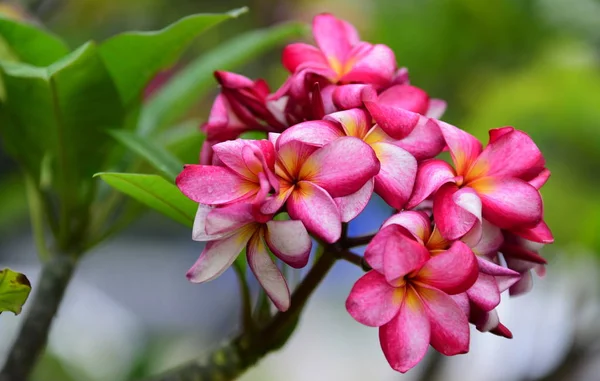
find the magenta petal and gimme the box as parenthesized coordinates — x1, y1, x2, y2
(276, 120, 342, 148)
(335, 179, 374, 222)
(192, 204, 234, 241)
(301, 136, 380, 198)
(513, 220, 554, 244)
(417, 241, 478, 294)
(332, 84, 376, 109)
(477, 256, 519, 277)
(381, 227, 431, 283)
(265, 220, 311, 268)
(342, 44, 397, 87)
(509, 271, 533, 296)
(437, 121, 482, 175)
(346, 271, 402, 327)
(418, 286, 470, 356)
(324, 108, 371, 138)
(312, 13, 355, 64)
(282, 43, 328, 73)
(287, 181, 341, 243)
(471, 177, 542, 229)
(372, 143, 417, 209)
(176, 165, 251, 205)
(383, 211, 431, 243)
(186, 227, 254, 283)
(528, 168, 551, 190)
(394, 116, 446, 161)
(433, 184, 481, 241)
(466, 273, 501, 311)
(377, 85, 430, 115)
(247, 232, 290, 311)
(426, 99, 447, 119)
(466, 220, 503, 256)
(364, 100, 420, 140)
(379, 289, 431, 373)
(406, 159, 455, 209)
(205, 202, 254, 235)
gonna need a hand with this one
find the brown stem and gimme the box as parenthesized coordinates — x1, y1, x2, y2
(0, 255, 77, 381)
(341, 234, 375, 249)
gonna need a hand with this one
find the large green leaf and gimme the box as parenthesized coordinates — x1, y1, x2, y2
(110, 130, 183, 181)
(138, 22, 307, 135)
(95, 173, 196, 227)
(0, 268, 31, 315)
(160, 118, 206, 164)
(98, 8, 247, 107)
(0, 43, 124, 212)
(0, 16, 69, 66)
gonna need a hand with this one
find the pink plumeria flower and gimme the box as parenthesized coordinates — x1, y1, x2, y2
(346, 223, 478, 372)
(282, 13, 396, 91)
(177, 139, 279, 207)
(186, 202, 311, 312)
(407, 123, 548, 241)
(262, 135, 380, 243)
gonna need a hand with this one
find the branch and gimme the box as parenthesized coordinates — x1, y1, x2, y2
(341, 234, 374, 249)
(141, 246, 338, 381)
(0, 255, 77, 381)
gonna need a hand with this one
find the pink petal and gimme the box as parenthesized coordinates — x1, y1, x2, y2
(377, 85, 430, 115)
(509, 271, 533, 296)
(463, 219, 503, 256)
(379, 288, 431, 373)
(426, 99, 447, 119)
(324, 108, 371, 138)
(312, 13, 355, 65)
(468, 127, 544, 180)
(265, 220, 311, 268)
(437, 121, 482, 176)
(300, 137, 380, 198)
(417, 286, 470, 356)
(466, 273, 500, 311)
(332, 84, 376, 109)
(476, 256, 519, 277)
(247, 232, 290, 311)
(528, 168, 551, 189)
(346, 271, 403, 327)
(416, 241, 478, 294)
(205, 202, 254, 235)
(450, 292, 470, 316)
(176, 165, 253, 205)
(282, 43, 328, 73)
(372, 142, 417, 209)
(394, 116, 445, 161)
(512, 220, 554, 244)
(212, 139, 274, 181)
(287, 181, 341, 243)
(470, 177, 542, 229)
(261, 185, 294, 215)
(383, 211, 431, 243)
(214, 70, 255, 88)
(433, 184, 481, 241)
(335, 179, 374, 222)
(186, 226, 255, 283)
(202, 94, 248, 141)
(342, 44, 397, 87)
(276, 120, 342, 148)
(364, 100, 420, 140)
(192, 204, 234, 241)
(406, 159, 455, 209)
(275, 140, 320, 181)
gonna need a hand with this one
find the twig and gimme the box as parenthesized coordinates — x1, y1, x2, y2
(341, 234, 374, 249)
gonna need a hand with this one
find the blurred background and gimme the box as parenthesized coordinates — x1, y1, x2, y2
(1, 0, 599, 380)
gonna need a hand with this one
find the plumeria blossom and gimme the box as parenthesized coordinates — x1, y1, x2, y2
(346, 221, 478, 372)
(407, 123, 548, 241)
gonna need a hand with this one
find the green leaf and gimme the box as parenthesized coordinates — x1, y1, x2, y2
(0, 43, 125, 213)
(160, 119, 206, 164)
(0, 16, 69, 66)
(138, 22, 307, 136)
(0, 268, 31, 315)
(98, 7, 247, 107)
(95, 172, 196, 227)
(109, 130, 183, 181)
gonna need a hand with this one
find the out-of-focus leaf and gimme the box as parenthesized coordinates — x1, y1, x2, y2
(109, 130, 183, 180)
(0, 268, 31, 315)
(0, 16, 69, 66)
(138, 22, 307, 135)
(99, 8, 247, 107)
(161, 119, 205, 164)
(239, 131, 267, 140)
(0, 43, 124, 212)
(95, 173, 196, 227)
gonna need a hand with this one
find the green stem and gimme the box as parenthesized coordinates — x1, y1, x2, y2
(0, 254, 77, 381)
(24, 175, 51, 261)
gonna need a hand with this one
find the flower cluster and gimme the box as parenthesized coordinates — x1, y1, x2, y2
(177, 13, 553, 372)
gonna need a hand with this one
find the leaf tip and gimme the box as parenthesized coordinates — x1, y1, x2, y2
(228, 6, 249, 18)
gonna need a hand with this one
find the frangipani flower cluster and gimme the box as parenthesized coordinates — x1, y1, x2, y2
(177, 13, 553, 373)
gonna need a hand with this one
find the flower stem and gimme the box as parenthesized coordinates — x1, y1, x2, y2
(0, 254, 77, 381)
(341, 234, 375, 249)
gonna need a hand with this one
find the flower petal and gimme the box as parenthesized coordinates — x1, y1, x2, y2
(247, 231, 290, 311)
(265, 220, 311, 268)
(332, 84, 376, 109)
(394, 116, 446, 161)
(426, 99, 447, 119)
(324, 108, 371, 138)
(465, 219, 503, 256)
(379, 287, 431, 373)
(282, 43, 328, 73)
(176, 165, 253, 205)
(382, 211, 431, 243)
(312, 13, 356, 66)
(334, 179, 374, 222)
(406, 159, 455, 209)
(418, 286, 470, 356)
(186, 226, 255, 283)
(205, 202, 254, 235)
(509, 271, 533, 296)
(416, 241, 478, 294)
(346, 271, 403, 327)
(437, 121, 482, 176)
(276, 120, 342, 148)
(192, 204, 235, 241)
(470, 177, 542, 229)
(528, 168, 551, 190)
(287, 181, 341, 243)
(377, 85, 430, 115)
(466, 273, 500, 311)
(342, 44, 397, 87)
(372, 142, 417, 209)
(364, 100, 420, 140)
(433, 184, 481, 241)
(512, 220, 554, 244)
(300, 137, 380, 198)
